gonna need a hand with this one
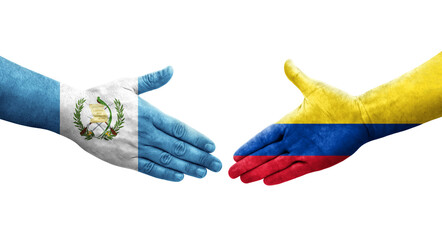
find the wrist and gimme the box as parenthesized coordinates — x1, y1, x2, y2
(356, 94, 418, 140)
(355, 52, 442, 140)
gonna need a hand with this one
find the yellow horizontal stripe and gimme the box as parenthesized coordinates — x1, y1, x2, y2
(359, 52, 442, 124)
(278, 52, 442, 124)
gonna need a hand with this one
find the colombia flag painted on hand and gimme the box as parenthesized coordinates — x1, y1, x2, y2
(230, 53, 442, 185)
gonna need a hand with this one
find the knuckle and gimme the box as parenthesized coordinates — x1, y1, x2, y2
(140, 131, 156, 145)
(159, 152, 172, 165)
(142, 131, 154, 142)
(173, 122, 186, 138)
(198, 152, 210, 166)
(140, 161, 154, 174)
(153, 115, 164, 128)
(173, 141, 187, 156)
(139, 124, 156, 142)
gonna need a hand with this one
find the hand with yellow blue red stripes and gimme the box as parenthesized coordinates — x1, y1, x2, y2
(229, 53, 442, 185)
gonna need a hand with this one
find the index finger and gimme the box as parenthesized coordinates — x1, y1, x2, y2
(233, 124, 285, 162)
(152, 112, 216, 153)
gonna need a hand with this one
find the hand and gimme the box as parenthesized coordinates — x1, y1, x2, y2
(61, 67, 222, 181)
(229, 60, 371, 185)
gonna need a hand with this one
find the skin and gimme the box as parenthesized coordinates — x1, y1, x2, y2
(229, 58, 435, 185)
(61, 66, 222, 181)
(0, 56, 221, 182)
(229, 60, 369, 185)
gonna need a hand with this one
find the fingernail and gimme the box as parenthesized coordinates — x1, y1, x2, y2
(205, 143, 215, 152)
(174, 173, 184, 181)
(210, 161, 222, 172)
(196, 168, 207, 178)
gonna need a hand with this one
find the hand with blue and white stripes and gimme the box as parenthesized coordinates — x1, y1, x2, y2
(0, 56, 222, 181)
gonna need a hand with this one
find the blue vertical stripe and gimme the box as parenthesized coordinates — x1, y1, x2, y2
(0, 56, 60, 133)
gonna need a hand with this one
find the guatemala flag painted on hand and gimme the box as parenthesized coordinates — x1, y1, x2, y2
(0, 56, 221, 181)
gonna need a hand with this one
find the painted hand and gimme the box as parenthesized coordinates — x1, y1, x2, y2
(61, 67, 222, 181)
(229, 60, 416, 185)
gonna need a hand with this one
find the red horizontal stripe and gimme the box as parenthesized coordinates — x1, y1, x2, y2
(233, 155, 349, 162)
(229, 155, 349, 182)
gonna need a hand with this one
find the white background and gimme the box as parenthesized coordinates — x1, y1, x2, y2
(0, 0, 441, 239)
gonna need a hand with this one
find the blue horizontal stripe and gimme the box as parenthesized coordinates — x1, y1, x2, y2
(237, 124, 419, 157)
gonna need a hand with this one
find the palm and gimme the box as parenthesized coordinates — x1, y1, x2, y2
(229, 60, 369, 185)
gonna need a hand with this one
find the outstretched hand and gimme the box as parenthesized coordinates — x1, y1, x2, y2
(61, 67, 222, 181)
(229, 60, 371, 185)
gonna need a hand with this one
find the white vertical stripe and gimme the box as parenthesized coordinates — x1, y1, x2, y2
(60, 79, 138, 170)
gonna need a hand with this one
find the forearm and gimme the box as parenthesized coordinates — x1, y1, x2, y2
(358, 52, 442, 139)
(0, 56, 60, 133)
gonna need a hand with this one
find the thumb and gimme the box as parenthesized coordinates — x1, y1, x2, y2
(284, 60, 316, 96)
(137, 66, 174, 94)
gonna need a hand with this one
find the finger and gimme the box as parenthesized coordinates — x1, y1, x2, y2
(228, 142, 285, 179)
(233, 124, 284, 162)
(263, 162, 311, 185)
(139, 145, 208, 178)
(137, 66, 173, 94)
(284, 60, 318, 96)
(151, 131, 222, 172)
(240, 155, 300, 183)
(138, 158, 184, 182)
(152, 112, 216, 153)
